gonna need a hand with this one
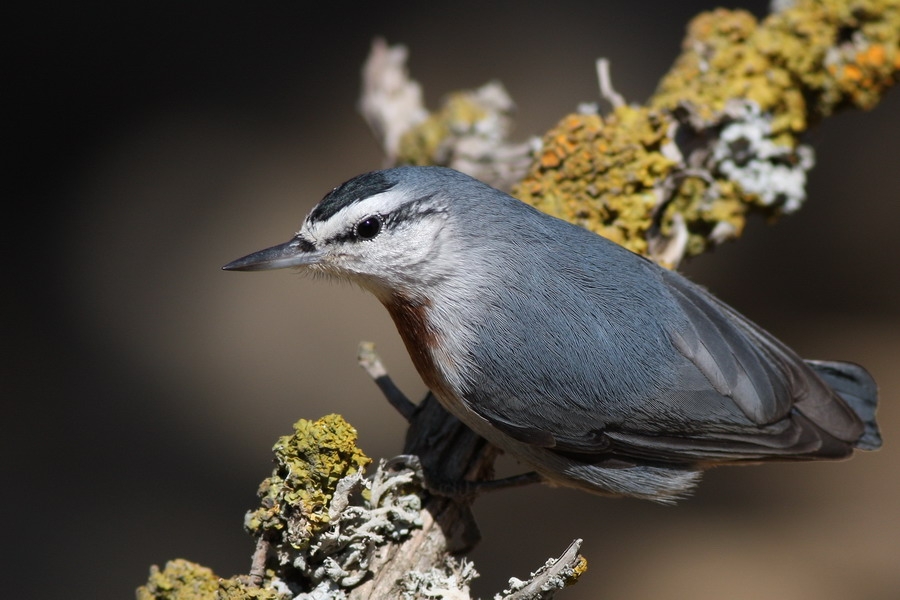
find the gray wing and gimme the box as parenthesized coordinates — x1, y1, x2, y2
(473, 266, 865, 466)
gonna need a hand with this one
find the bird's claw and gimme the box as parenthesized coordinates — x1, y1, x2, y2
(385, 454, 542, 501)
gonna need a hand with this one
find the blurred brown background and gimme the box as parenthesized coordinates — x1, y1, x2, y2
(6, 2, 899, 599)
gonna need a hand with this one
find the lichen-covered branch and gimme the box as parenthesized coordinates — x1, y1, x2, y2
(359, 38, 537, 192)
(364, 0, 898, 266)
(137, 410, 585, 600)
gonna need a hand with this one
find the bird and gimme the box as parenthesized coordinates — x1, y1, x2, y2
(223, 166, 881, 503)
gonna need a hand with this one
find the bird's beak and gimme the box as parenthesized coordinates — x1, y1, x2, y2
(222, 236, 321, 272)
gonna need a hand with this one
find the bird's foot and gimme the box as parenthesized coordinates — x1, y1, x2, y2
(385, 454, 542, 501)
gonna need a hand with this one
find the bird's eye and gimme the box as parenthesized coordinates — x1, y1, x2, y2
(355, 215, 382, 240)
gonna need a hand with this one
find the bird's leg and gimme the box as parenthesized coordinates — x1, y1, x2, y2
(385, 454, 543, 500)
(360, 342, 542, 500)
(358, 341, 417, 421)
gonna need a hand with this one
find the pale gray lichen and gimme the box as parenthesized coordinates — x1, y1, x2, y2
(399, 558, 480, 600)
(394, 80, 536, 191)
(494, 539, 587, 600)
(359, 38, 429, 161)
(290, 461, 425, 595)
(711, 100, 815, 214)
(359, 39, 536, 191)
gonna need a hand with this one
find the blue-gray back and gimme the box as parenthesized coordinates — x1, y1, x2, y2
(427, 171, 870, 462)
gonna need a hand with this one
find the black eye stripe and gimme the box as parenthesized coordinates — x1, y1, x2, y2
(320, 197, 444, 246)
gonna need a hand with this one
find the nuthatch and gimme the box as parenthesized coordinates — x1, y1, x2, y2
(224, 166, 881, 502)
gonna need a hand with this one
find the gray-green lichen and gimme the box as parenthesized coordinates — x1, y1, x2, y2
(399, 558, 479, 600)
(287, 459, 424, 595)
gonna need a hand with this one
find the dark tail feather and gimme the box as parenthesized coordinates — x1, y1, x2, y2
(806, 360, 882, 450)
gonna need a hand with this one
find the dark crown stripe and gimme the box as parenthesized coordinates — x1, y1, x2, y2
(308, 171, 397, 224)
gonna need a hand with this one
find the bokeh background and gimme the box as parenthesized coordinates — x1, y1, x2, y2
(7, 2, 899, 598)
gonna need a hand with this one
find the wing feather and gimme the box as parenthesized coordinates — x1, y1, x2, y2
(468, 266, 864, 465)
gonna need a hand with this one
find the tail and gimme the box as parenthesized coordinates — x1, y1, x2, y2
(806, 360, 882, 451)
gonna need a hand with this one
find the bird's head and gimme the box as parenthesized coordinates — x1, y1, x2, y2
(223, 167, 482, 302)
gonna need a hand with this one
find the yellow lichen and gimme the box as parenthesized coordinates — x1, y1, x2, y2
(245, 414, 371, 549)
(652, 10, 764, 122)
(654, 0, 900, 130)
(568, 556, 589, 585)
(397, 92, 489, 165)
(136, 559, 288, 600)
(511, 106, 678, 256)
(137, 560, 220, 600)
